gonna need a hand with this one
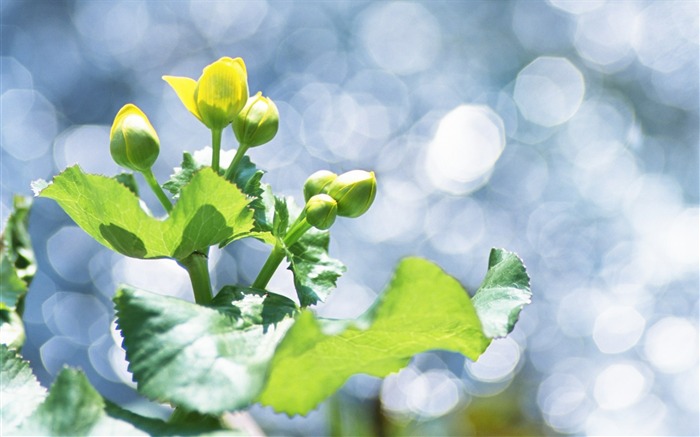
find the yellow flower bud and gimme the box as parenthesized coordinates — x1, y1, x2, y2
(305, 194, 338, 230)
(326, 170, 377, 218)
(109, 104, 160, 172)
(163, 57, 249, 130)
(232, 92, 279, 148)
(303, 170, 337, 202)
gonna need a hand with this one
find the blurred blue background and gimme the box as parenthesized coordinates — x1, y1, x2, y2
(1, 0, 698, 435)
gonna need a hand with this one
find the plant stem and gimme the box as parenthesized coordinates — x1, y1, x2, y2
(180, 251, 213, 305)
(211, 128, 223, 174)
(142, 168, 173, 213)
(223, 144, 248, 182)
(251, 215, 312, 290)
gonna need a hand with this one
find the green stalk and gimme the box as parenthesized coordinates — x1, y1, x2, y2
(251, 214, 312, 290)
(142, 168, 173, 213)
(211, 128, 223, 174)
(223, 143, 249, 182)
(180, 251, 213, 305)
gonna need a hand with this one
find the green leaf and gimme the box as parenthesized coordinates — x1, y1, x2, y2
(259, 252, 531, 415)
(114, 285, 297, 414)
(1, 196, 35, 348)
(163, 152, 199, 198)
(271, 195, 289, 238)
(113, 173, 140, 196)
(37, 165, 255, 259)
(104, 401, 233, 436)
(287, 227, 346, 307)
(1, 345, 227, 435)
(0, 255, 27, 311)
(471, 248, 531, 338)
(0, 344, 46, 432)
(165, 150, 275, 246)
(14, 367, 151, 436)
(0, 195, 35, 310)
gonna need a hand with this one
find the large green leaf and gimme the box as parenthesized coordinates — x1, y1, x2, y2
(287, 227, 346, 307)
(471, 248, 531, 338)
(114, 286, 297, 414)
(258, 250, 531, 415)
(36, 165, 255, 260)
(0, 344, 46, 432)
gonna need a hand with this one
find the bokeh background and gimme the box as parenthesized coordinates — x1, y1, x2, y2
(1, 0, 698, 435)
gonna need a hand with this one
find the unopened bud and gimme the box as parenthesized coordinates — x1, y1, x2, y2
(110, 104, 160, 172)
(303, 170, 337, 202)
(232, 92, 279, 148)
(304, 194, 338, 230)
(326, 170, 377, 218)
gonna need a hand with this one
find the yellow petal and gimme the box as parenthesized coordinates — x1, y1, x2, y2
(111, 104, 149, 138)
(162, 75, 202, 122)
(194, 57, 249, 130)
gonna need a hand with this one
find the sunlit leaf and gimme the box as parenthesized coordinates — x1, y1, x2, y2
(37, 165, 255, 259)
(259, 250, 531, 415)
(0, 344, 46, 433)
(287, 227, 346, 307)
(472, 248, 531, 338)
(114, 285, 297, 414)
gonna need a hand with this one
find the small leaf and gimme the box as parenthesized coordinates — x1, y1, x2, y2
(37, 165, 255, 259)
(0, 344, 46, 432)
(287, 227, 346, 307)
(113, 173, 140, 196)
(271, 195, 289, 238)
(30, 179, 49, 196)
(259, 252, 531, 415)
(472, 248, 531, 338)
(166, 150, 274, 242)
(163, 152, 199, 198)
(114, 285, 297, 414)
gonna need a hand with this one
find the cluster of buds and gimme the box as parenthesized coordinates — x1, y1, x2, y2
(107, 56, 377, 232)
(109, 57, 280, 175)
(302, 169, 377, 230)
